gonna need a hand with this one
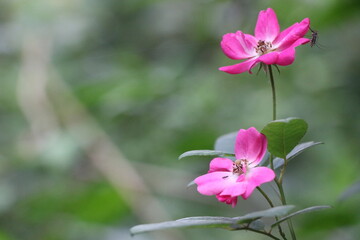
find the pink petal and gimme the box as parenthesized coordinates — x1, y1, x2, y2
(273, 18, 310, 50)
(241, 167, 275, 199)
(276, 47, 295, 66)
(272, 23, 298, 45)
(258, 52, 279, 65)
(255, 8, 280, 42)
(275, 38, 310, 66)
(216, 195, 238, 207)
(195, 172, 236, 196)
(208, 158, 233, 173)
(221, 31, 257, 59)
(289, 37, 311, 48)
(219, 182, 246, 197)
(219, 58, 260, 74)
(235, 127, 267, 167)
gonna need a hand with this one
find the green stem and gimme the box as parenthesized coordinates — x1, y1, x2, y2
(244, 227, 281, 240)
(256, 187, 274, 207)
(268, 65, 277, 121)
(267, 65, 276, 170)
(257, 187, 287, 240)
(267, 64, 296, 240)
(275, 179, 296, 240)
(279, 157, 288, 184)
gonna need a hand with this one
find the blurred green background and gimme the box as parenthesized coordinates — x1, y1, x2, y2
(0, 0, 359, 239)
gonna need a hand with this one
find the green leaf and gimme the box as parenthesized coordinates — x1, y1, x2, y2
(271, 205, 331, 228)
(130, 206, 294, 235)
(179, 216, 234, 221)
(214, 131, 237, 153)
(248, 219, 265, 231)
(233, 205, 295, 223)
(271, 141, 323, 169)
(338, 181, 360, 202)
(130, 217, 235, 235)
(178, 150, 234, 160)
(261, 118, 308, 159)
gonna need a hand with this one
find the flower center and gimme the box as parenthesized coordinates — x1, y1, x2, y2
(233, 159, 248, 174)
(255, 40, 273, 55)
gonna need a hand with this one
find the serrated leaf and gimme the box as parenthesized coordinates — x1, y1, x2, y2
(338, 181, 360, 202)
(233, 205, 295, 223)
(214, 131, 237, 153)
(261, 118, 308, 159)
(271, 141, 323, 169)
(178, 150, 234, 160)
(271, 205, 331, 228)
(130, 206, 294, 235)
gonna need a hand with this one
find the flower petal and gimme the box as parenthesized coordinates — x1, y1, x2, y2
(275, 38, 310, 66)
(276, 47, 295, 66)
(195, 172, 236, 196)
(235, 127, 267, 167)
(216, 195, 238, 207)
(221, 31, 257, 59)
(273, 22, 299, 45)
(273, 18, 310, 50)
(255, 8, 280, 42)
(208, 158, 233, 173)
(241, 167, 275, 199)
(258, 52, 279, 65)
(289, 37, 311, 48)
(219, 182, 246, 197)
(219, 58, 260, 74)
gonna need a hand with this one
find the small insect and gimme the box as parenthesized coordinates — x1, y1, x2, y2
(309, 27, 319, 48)
(222, 176, 229, 179)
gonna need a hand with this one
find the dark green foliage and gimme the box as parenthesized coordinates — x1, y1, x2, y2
(262, 118, 308, 159)
(131, 206, 294, 235)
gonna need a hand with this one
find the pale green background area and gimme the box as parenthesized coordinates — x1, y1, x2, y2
(0, 0, 359, 239)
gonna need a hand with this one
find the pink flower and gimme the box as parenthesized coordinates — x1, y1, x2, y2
(194, 127, 275, 207)
(219, 8, 310, 74)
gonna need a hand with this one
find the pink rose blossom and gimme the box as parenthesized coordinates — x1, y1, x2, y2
(194, 127, 275, 207)
(219, 8, 310, 74)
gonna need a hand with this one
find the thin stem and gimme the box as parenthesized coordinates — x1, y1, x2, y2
(275, 179, 296, 240)
(267, 65, 276, 170)
(287, 219, 296, 240)
(266, 65, 296, 240)
(275, 180, 286, 205)
(268, 65, 277, 121)
(257, 187, 287, 240)
(244, 227, 281, 240)
(257, 187, 274, 207)
(279, 157, 288, 184)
